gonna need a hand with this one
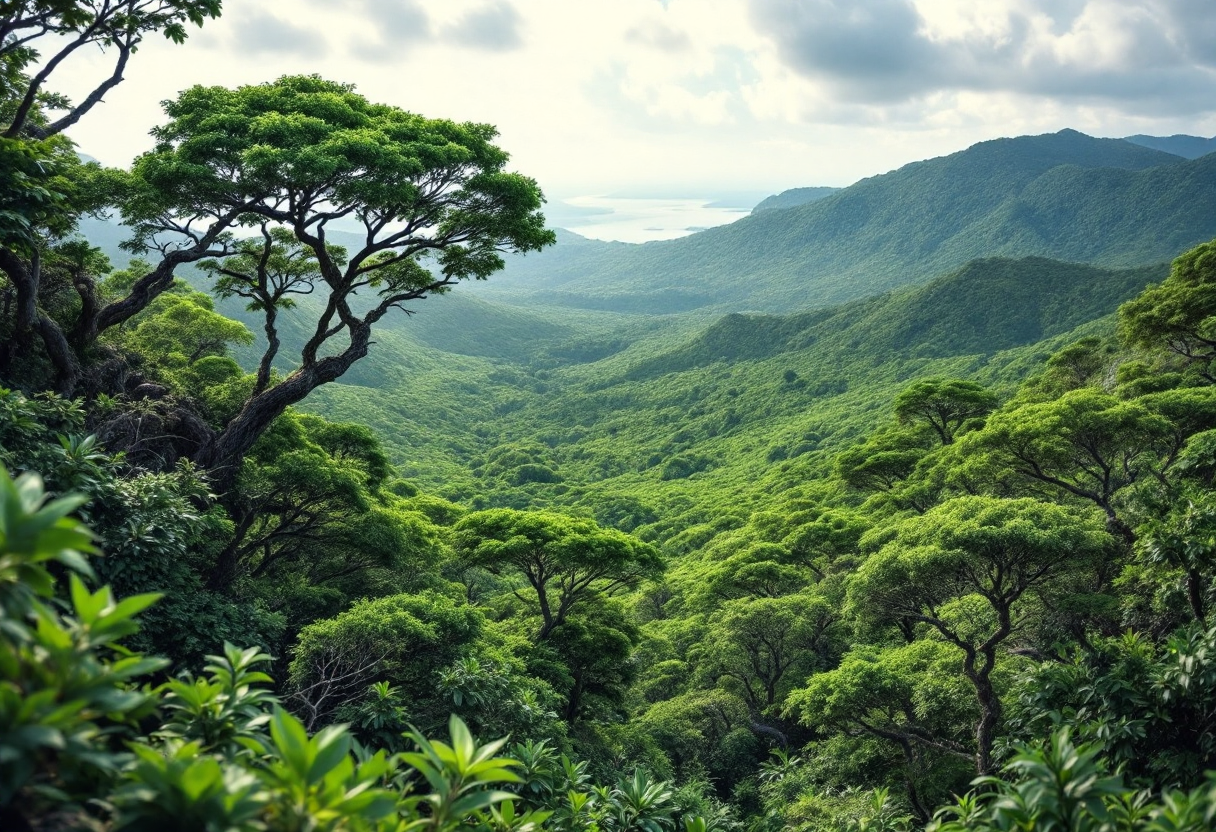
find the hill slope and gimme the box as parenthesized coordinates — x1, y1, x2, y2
(308, 255, 1165, 523)
(1124, 134, 1216, 159)
(752, 187, 841, 212)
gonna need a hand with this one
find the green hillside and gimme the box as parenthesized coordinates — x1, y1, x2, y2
(12, 8, 1216, 827)
(475, 130, 1209, 314)
(1124, 133, 1216, 159)
(751, 186, 841, 212)
(306, 255, 1165, 533)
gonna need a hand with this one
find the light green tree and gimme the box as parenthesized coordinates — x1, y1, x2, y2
(893, 378, 998, 446)
(845, 496, 1110, 775)
(1119, 238, 1216, 382)
(453, 509, 662, 641)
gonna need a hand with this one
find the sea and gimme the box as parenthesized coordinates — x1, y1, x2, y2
(545, 194, 763, 244)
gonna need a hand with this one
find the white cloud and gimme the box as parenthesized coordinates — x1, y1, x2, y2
(42, 0, 1216, 199)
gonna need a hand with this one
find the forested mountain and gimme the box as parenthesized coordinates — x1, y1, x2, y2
(307, 255, 1164, 519)
(479, 130, 1214, 314)
(1124, 132, 1216, 159)
(751, 187, 841, 213)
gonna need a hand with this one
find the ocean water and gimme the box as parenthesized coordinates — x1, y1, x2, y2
(547, 195, 753, 243)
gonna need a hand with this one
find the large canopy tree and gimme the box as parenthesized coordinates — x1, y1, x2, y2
(966, 388, 1172, 541)
(453, 508, 662, 641)
(893, 378, 998, 446)
(5, 75, 553, 483)
(1119, 239, 1216, 383)
(126, 75, 554, 480)
(788, 640, 977, 821)
(846, 496, 1110, 775)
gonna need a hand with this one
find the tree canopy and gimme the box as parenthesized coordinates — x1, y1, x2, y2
(453, 508, 662, 641)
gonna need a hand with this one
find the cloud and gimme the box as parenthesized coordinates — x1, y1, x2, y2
(230, 9, 329, 57)
(747, 0, 1216, 116)
(1162, 0, 1216, 66)
(750, 0, 941, 100)
(354, 0, 432, 62)
(625, 20, 692, 52)
(442, 2, 524, 52)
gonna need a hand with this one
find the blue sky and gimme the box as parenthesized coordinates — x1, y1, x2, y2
(56, 0, 1216, 200)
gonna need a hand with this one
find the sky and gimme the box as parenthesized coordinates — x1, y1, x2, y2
(53, 0, 1216, 205)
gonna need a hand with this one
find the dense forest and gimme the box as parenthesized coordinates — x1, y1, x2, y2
(5, 4, 1216, 832)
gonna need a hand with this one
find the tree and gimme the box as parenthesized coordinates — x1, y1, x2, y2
(696, 541, 808, 604)
(453, 508, 662, 641)
(287, 591, 485, 731)
(835, 429, 929, 505)
(1119, 238, 1216, 383)
(204, 412, 388, 594)
(0, 387, 280, 667)
(699, 591, 838, 724)
(893, 378, 997, 446)
(1137, 492, 1216, 625)
(846, 496, 1110, 775)
(968, 388, 1172, 542)
(782, 507, 869, 580)
(787, 640, 977, 821)
(6, 75, 555, 482)
(535, 597, 640, 724)
(0, 1, 221, 387)
(115, 75, 554, 482)
(0, 1, 222, 140)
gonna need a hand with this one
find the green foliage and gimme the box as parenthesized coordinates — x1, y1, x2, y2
(0, 461, 718, 832)
(1004, 626, 1216, 790)
(893, 378, 997, 445)
(1120, 238, 1216, 383)
(288, 591, 487, 731)
(0, 387, 282, 666)
(0, 136, 80, 248)
(11, 27, 1216, 831)
(453, 508, 662, 641)
(931, 729, 1216, 832)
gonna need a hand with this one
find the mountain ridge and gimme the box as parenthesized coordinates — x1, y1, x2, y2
(476, 129, 1207, 315)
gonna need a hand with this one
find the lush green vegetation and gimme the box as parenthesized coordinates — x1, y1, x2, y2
(6, 4, 1216, 831)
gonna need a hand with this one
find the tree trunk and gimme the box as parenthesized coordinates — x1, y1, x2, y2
(196, 325, 372, 491)
(0, 247, 39, 377)
(1187, 567, 1207, 625)
(970, 658, 1001, 776)
(897, 739, 930, 823)
(35, 312, 80, 395)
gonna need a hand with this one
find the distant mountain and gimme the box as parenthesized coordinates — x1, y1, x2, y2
(1124, 134, 1216, 160)
(477, 130, 1207, 315)
(752, 186, 841, 213)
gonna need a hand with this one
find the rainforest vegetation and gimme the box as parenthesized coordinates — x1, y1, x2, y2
(6, 3, 1216, 832)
